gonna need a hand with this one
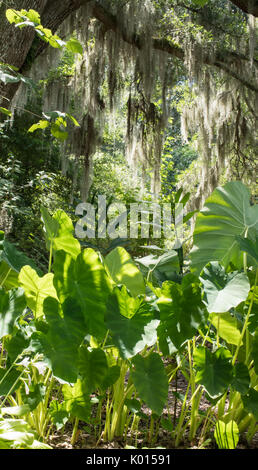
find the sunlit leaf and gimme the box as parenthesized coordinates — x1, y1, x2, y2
(0, 107, 12, 117)
(210, 312, 242, 346)
(53, 249, 112, 339)
(66, 38, 83, 54)
(18, 266, 57, 319)
(214, 420, 239, 449)
(62, 378, 91, 421)
(105, 247, 145, 297)
(28, 120, 50, 133)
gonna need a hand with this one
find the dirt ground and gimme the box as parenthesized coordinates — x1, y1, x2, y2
(47, 371, 258, 450)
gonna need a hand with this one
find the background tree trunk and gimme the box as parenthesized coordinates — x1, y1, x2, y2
(0, 1, 47, 106)
(229, 0, 258, 17)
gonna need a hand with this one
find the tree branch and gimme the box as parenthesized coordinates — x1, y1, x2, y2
(4, 0, 258, 106)
(228, 0, 258, 17)
(89, 2, 258, 93)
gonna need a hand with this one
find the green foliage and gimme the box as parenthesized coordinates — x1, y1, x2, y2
(231, 363, 250, 395)
(209, 312, 242, 346)
(200, 261, 250, 313)
(0, 62, 35, 87)
(41, 207, 81, 259)
(0, 180, 257, 449)
(160, 118, 198, 197)
(0, 287, 26, 338)
(52, 248, 112, 339)
(78, 346, 119, 392)
(193, 346, 233, 399)
(192, 0, 209, 6)
(0, 417, 51, 449)
(190, 181, 258, 275)
(0, 107, 11, 117)
(6, 8, 82, 54)
(157, 274, 207, 354)
(135, 250, 180, 285)
(0, 230, 40, 275)
(106, 286, 159, 359)
(62, 378, 91, 421)
(214, 420, 239, 449)
(0, 145, 73, 270)
(236, 236, 258, 267)
(105, 247, 145, 297)
(131, 353, 168, 416)
(18, 266, 57, 319)
(28, 111, 79, 142)
(30, 296, 87, 383)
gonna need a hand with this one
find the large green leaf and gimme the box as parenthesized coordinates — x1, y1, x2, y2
(53, 248, 112, 339)
(106, 286, 160, 359)
(78, 346, 120, 391)
(28, 119, 50, 133)
(200, 262, 250, 313)
(52, 209, 81, 257)
(18, 266, 57, 319)
(105, 247, 145, 297)
(131, 353, 168, 415)
(209, 312, 242, 346)
(29, 296, 87, 382)
(0, 405, 31, 417)
(0, 262, 19, 290)
(193, 346, 233, 398)
(41, 207, 80, 258)
(157, 274, 207, 354)
(135, 250, 180, 285)
(62, 378, 91, 421)
(190, 182, 258, 275)
(0, 288, 26, 338)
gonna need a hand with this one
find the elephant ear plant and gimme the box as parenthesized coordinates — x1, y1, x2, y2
(0, 205, 169, 446)
(189, 181, 258, 447)
(0, 180, 257, 449)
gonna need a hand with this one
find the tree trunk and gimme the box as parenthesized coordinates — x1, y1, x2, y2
(0, 1, 47, 106)
(229, 0, 258, 17)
